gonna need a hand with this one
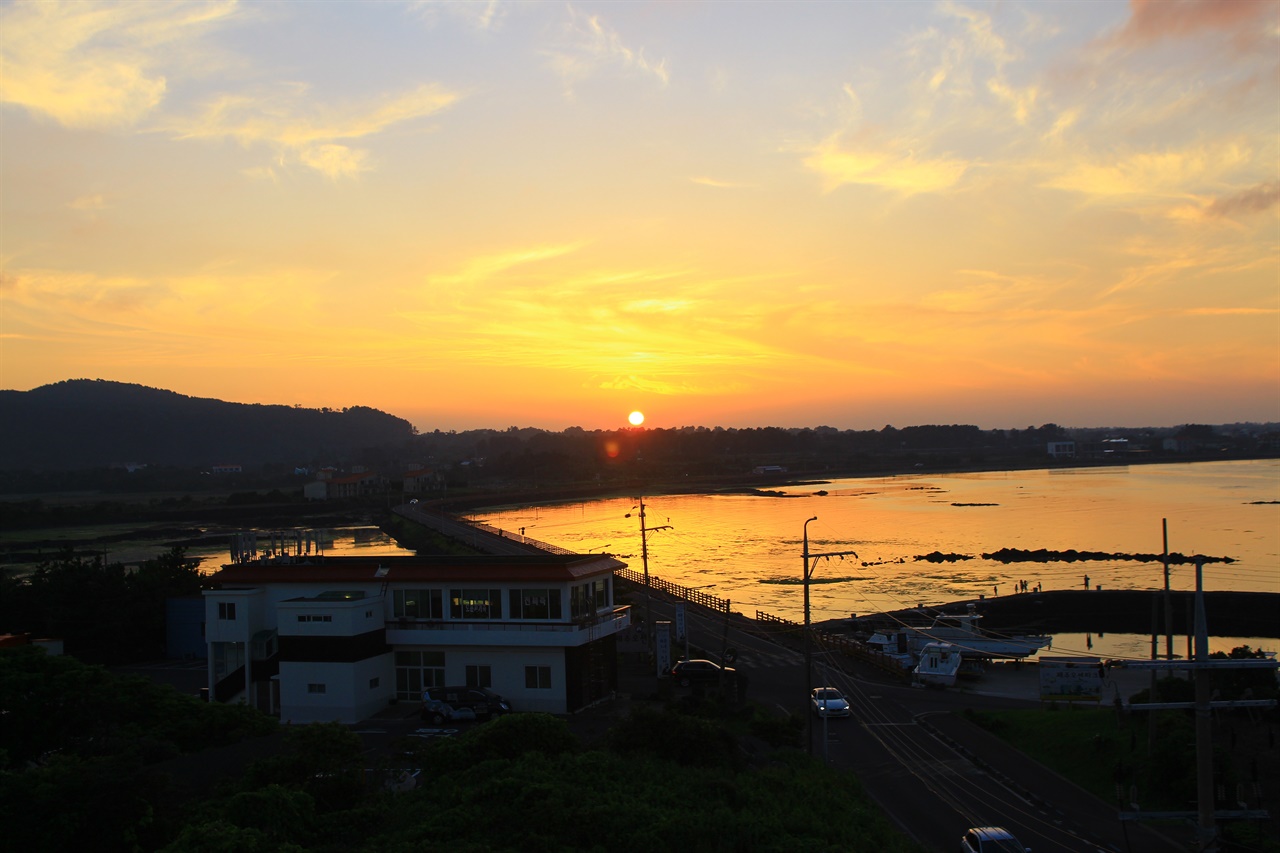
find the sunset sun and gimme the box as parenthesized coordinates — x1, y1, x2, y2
(628, 410, 645, 426)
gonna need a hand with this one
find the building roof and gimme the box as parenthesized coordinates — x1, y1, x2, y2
(207, 554, 626, 586)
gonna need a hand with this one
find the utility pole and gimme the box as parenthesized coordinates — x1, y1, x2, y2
(803, 516, 857, 755)
(1193, 558, 1216, 851)
(1163, 519, 1174, 660)
(627, 497, 670, 672)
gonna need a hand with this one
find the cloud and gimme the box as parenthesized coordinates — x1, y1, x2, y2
(428, 243, 585, 286)
(1205, 181, 1280, 218)
(1114, 0, 1274, 47)
(690, 176, 752, 189)
(407, 0, 505, 31)
(68, 194, 107, 212)
(1043, 143, 1251, 200)
(164, 82, 460, 179)
(0, 0, 238, 129)
(802, 133, 969, 195)
(545, 7, 669, 93)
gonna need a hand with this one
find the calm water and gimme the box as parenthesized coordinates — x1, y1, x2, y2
(471, 460, 1279, 659)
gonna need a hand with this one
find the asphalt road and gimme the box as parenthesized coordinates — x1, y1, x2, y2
(646, 592, 1186, 853)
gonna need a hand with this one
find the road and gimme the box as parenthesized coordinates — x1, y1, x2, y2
(651, 591, 1185, 853)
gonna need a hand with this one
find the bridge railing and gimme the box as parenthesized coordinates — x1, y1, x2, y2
(614, 566, 730, 614)
(756, 610, 913, 681)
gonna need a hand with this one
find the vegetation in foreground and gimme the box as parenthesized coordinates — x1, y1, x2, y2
(1, 648, 922, 852)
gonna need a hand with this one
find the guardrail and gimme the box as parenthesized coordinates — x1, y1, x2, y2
(756, 610, 913, 681)
(615, 566, 730, 614)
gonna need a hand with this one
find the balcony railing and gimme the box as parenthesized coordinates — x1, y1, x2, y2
(388, 606, 630, 634)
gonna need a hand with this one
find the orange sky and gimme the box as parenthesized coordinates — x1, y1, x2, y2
(2, 1, 1277, 432)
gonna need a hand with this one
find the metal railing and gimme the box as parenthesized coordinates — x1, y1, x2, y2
(386, 607, 630, 634)
(756, 610, 913, 680)
(615, 566, 731, 613)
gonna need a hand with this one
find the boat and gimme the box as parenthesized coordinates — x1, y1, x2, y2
(913, 641, 962, 687)
(908, 604, 1052, 660)
(856, 603, 1051, 662)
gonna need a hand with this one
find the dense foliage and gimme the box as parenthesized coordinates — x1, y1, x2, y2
(0, 647, 278, 851)
(0, 548, 204, 663)
(0, 649, 920, 852)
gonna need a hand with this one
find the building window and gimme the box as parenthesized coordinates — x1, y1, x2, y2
(393, 589, 443, 620)
(297, 614, 332, 622)
(369, 677, 380, 690)
(570, 578, 609, 618)
(525, 666, 551, 689)
(465, 665, 491, 688)
(509, 588, 562, 620)
(449, 588, 502, 620)
(218, 601, 236, 620)
(307, 683, 326, 694)
(395, 650, 445, 700)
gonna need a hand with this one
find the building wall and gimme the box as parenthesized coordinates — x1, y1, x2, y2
(279, 654, 394, 724)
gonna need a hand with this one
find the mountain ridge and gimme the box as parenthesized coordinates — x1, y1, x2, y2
(0, 379, 415, 471)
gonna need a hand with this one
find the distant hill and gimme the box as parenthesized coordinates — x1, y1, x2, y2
(0, 380, 416, 471)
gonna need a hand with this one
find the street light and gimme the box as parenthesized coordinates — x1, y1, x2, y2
(802, 516, 857, 756)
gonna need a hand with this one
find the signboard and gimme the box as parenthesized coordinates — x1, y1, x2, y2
(1039, 656, 1104, 701)
(655, 620, 672, 676)
(675, 603, 686, 642)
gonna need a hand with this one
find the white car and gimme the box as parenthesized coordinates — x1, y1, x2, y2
(961, 826, 1030, 853)
(810, 687, 851, 718)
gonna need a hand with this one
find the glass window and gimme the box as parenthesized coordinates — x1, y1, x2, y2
(508, 588, 562, 620)
(307, 683, 326, 694)
(218, 601, 236, 620)
(450, 588, 502, 619)
(570, 579, 610, 618)
(525, 666, 551, 689)
(393, 589, 443, 619)
(465, 664, 491, 688)
(395, 650, 445, 700)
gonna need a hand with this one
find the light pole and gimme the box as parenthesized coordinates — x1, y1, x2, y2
(803, 516, 857, 756)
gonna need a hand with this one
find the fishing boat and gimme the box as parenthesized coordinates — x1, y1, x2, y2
(913, 642, 962, 687)
(908, 604, 1052, 660)
(856, 603, 1051, 662)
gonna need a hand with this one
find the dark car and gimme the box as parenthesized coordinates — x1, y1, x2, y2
(670, 658, 735, 687)
(421, 686, 511, 721)
(961, 826, 1030, 853)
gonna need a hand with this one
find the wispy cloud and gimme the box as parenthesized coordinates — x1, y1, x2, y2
(407, 0, 505, 32)
(690, 176, 752, 189)
(428, 243, 585, 286)
(0, 0, 238, 129)
(802, 133, 969, 194)
(164, 82, 460, 179)
(1043, 142, 1252, 201)
(545, 6, 668, 94)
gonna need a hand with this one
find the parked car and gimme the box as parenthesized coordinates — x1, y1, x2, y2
(419, 697, 478, 725)
(670, 658, 735, 687)
(960, 826, 1030, 853)
(810, 687, 851, 718)
(422, 686, 511, 720)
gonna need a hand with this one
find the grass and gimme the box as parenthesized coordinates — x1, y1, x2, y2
(959, 704, 1203, 812)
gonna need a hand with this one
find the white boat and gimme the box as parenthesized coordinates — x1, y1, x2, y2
(914, 642, 962, 687)
(859, 604, 1051, 662)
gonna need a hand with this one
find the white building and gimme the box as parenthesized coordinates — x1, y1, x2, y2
(203, 553, 629, 723)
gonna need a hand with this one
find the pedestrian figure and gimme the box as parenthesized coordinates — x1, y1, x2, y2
(1083, 574, 1090, 589)
(993, 584, 998, 596)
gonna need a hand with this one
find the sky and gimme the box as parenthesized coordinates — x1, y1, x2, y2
(2, 0, 1278, 433)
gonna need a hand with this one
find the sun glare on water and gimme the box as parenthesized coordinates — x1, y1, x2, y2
(628, 410, 645, 426)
